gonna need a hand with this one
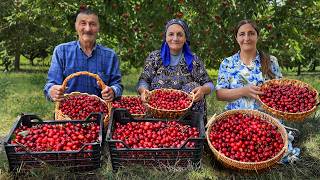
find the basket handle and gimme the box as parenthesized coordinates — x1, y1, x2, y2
(61, 71, 107, 91)
(205, 114, 216, 128)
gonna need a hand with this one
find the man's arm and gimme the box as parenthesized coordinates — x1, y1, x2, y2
(108, 53, 123, 99)
(44, 46, 65, 101)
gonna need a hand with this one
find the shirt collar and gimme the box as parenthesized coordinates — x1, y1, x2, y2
(235, 50, 261, 66)
(77, 41, 97, 55)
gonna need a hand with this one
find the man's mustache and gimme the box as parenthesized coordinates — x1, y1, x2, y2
(83, 32, 94, 36)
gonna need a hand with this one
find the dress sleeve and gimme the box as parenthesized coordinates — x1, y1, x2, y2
(216, 58, 230, 90)
(137, 51, 159, 90)
(270, 55, 282, 79)
(191, 55, 213, 86)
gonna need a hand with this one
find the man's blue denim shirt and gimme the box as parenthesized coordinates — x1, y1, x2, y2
(44, 41, 123, 100)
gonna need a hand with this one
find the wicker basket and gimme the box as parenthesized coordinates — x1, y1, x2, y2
(145, 88, 194, 119)
(258, 79, 319, 122)
(112, 95, 146, 118)
(206, 109, 288, 171)
(55, 71, 111, 125)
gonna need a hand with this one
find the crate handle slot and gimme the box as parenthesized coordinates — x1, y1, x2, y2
(20, 113, 43, 127)
(85, 112, 103, 121)
(110, 139, 130, 148)
(15, 141, 32, 153)
(77, 143, 94, 152)
(180, 137, 202, 149)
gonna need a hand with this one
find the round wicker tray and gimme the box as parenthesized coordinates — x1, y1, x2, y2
(145, 88, 194, 119)
(55, 71, 111, 126)
(206, 109, 288, 171)
(258, 79, 319, 122)
(112, 95, 146, 118)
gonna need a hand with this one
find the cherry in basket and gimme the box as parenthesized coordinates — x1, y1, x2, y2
(112, 96, 146, 115)
(59, 94, 108, 120)
(259, 83, 317, 113)
(148, 89, 192, 110)
(209, 113, 284, 162)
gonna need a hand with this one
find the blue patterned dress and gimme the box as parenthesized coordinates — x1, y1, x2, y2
(216, 51, 282, 110)
(138, 50, 213, 119)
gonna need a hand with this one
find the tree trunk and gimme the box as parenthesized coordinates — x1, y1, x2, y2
(14, 51, 20, 71)
(30, 58, 34, 66)
(311, 60, 316, 71)
(297, 63, 301, 76)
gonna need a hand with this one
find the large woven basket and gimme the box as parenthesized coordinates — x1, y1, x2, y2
(206, 109, 288, 171)
(258, 79, 319, 122)
(55, 71, 111, 125)
(112, 95, 146, 118)
(145, 88, 194, 119)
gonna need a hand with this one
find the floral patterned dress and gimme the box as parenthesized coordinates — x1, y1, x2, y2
(138, 50, 213, 119)
(216, 51, 282, 110)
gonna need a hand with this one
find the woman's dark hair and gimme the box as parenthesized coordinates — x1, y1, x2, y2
(234, 19, 276, 79)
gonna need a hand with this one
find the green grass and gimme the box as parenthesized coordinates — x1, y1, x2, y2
(0, 65, 319, 179)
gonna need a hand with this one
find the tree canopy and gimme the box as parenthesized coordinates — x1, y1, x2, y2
(1, 0, 319, 74)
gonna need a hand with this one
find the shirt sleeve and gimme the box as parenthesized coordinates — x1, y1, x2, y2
(216, 58, 230, 90)
(109, 53, 123, 98)
(270, 55, 282, 79)
(43, 46, 64, 101)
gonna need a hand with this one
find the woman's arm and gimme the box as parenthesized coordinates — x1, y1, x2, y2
(216, 85, 263, 101)
(192, 84, 212, 102)
(136, 51, 159, 91)
(190, 55, 214, 101)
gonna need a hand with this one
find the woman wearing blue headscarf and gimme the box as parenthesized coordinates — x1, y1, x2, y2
(137, 19, 214, 120)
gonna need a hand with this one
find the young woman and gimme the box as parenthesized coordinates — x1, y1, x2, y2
(216, 19, 282, 110)
(216, 19, 300, 164)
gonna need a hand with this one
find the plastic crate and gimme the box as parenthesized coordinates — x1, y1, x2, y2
(106, 109, 205, 171)
(4, 113, 105, 172)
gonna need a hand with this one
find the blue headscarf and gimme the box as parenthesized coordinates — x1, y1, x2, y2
(160, 19, 194, 72)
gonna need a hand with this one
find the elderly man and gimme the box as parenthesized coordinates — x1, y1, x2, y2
(44, 8, 123, 102)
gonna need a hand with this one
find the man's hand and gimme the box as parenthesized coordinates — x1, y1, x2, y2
(102, 86, 115, 102)
(49, 85, 64, 102)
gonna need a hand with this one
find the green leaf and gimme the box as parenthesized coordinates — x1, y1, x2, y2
(18, 130, 29, 137)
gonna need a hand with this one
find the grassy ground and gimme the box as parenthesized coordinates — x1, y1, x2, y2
(0, 64, 319, 179)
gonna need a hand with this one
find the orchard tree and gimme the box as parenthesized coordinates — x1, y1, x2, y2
(1, 0, 320, 74)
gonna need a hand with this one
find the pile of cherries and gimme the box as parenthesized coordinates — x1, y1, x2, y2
(59, 95, 108, 120)
(259, 84, 317, 113)
(209, 113, 284, 162)
(148, 90, 192, 110)
(112, 121, 199, 149)
(12, 122, 100, 152)
(112, 96, 146, 115)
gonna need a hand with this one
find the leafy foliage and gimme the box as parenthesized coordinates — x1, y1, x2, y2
(0, 0, 319, 74)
